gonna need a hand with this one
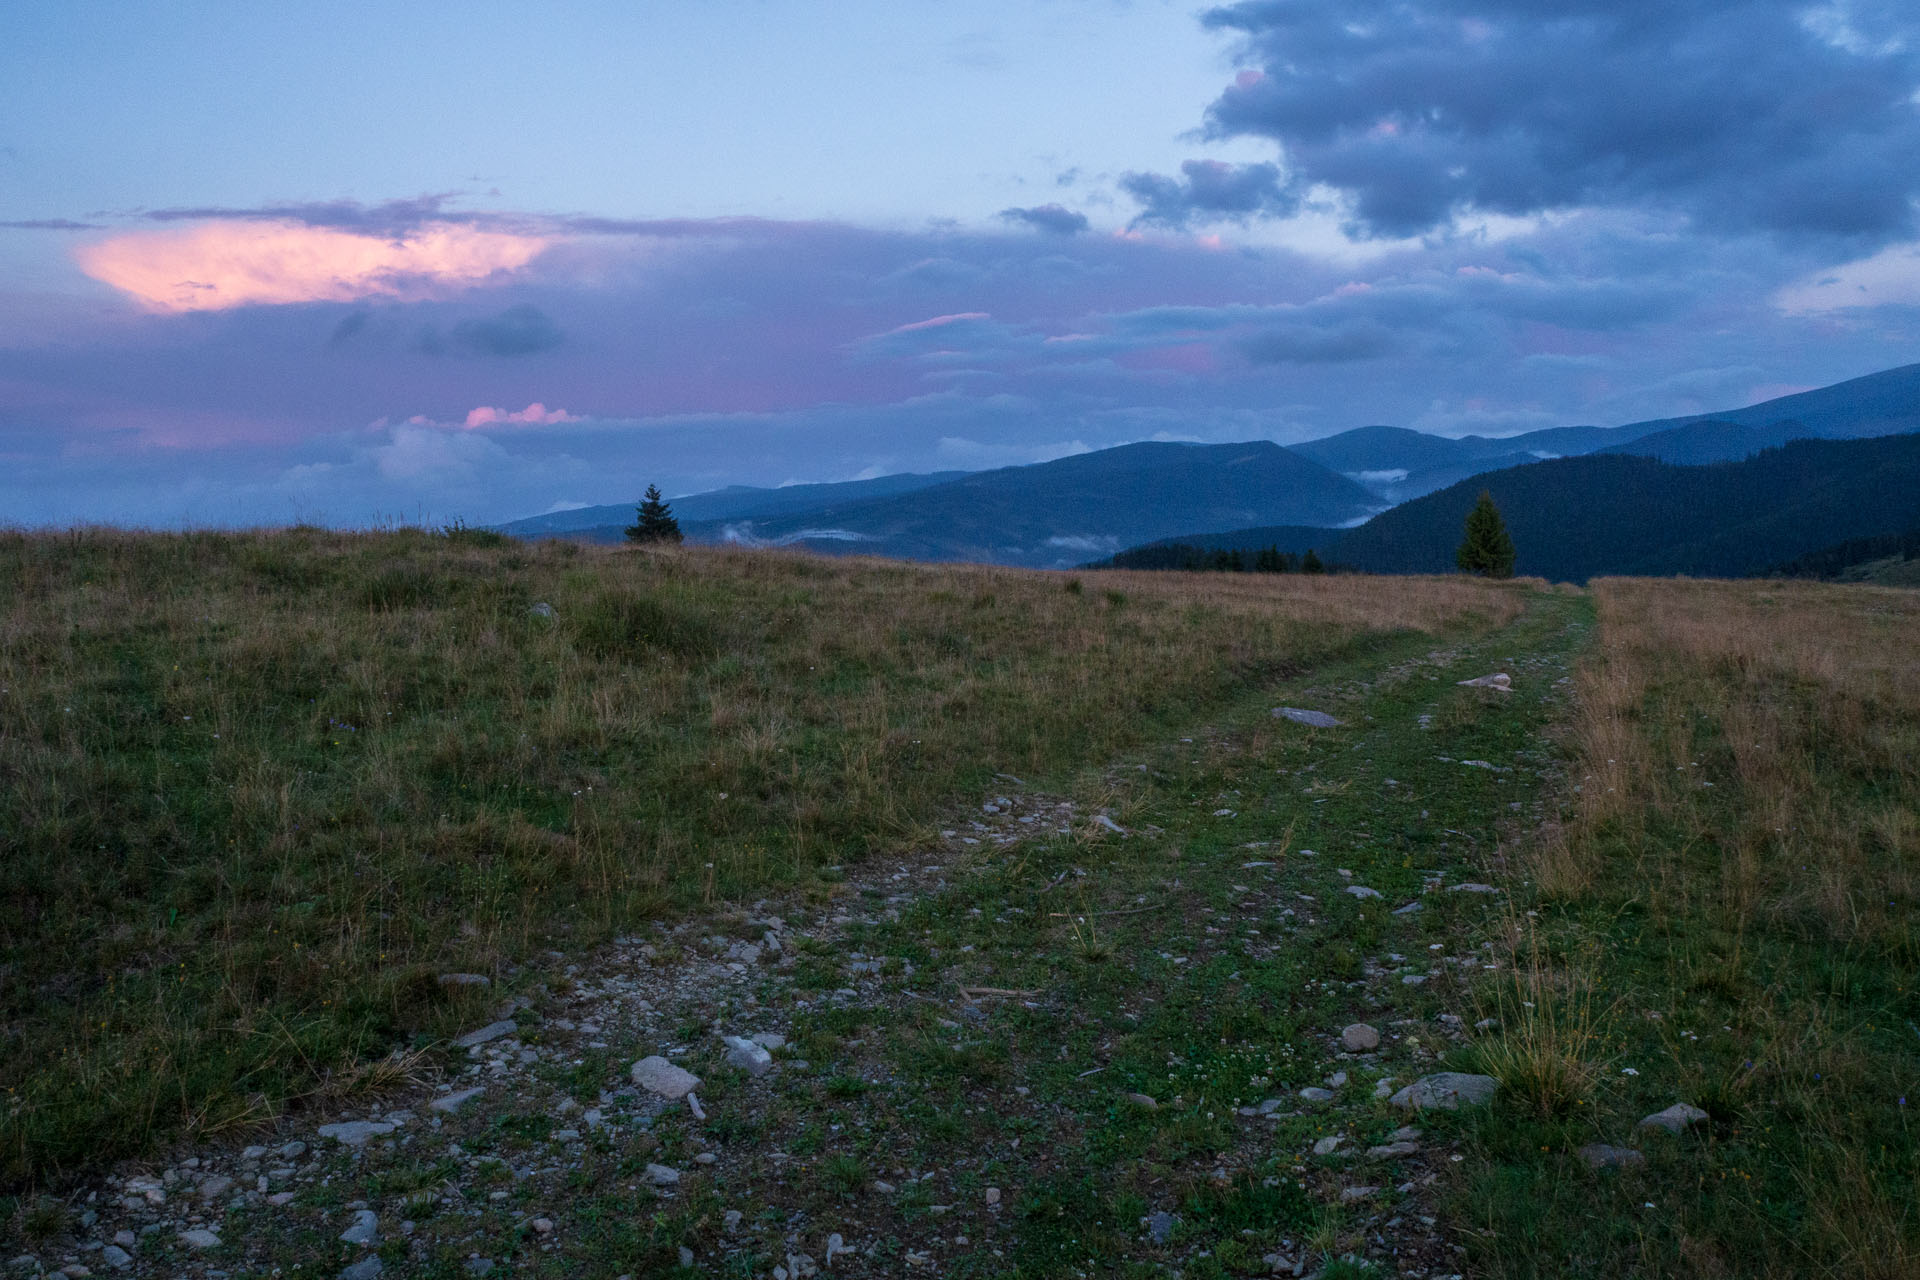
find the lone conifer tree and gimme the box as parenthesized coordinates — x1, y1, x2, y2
(1455, 490, 1515, 578)
(625, 484, 683, 545)
(1301, 548, 1325, 574)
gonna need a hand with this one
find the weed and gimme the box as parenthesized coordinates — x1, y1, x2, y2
(820, 1153, 866, 1195)
(1464, 958, 1610, 1118)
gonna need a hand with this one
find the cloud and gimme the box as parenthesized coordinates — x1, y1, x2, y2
(1241, 323, 1397, 364)
(1184, 0, 1920, 241)
(1121, 160, 1295, 228)
(74, 219, 550, 311)
(450, 304, 565, 356)
(1775, 241, 1920, 311)
(463, 402, 578, 427)
(0, 218, 100, 230)
(999, 204, 1090, 235)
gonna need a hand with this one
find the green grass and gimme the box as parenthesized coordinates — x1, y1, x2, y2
(0, 527, 1524, 1187)
(1453, 579, 1920, 1278)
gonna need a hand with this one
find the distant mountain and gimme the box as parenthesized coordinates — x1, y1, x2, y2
(1594, 419, 1811, 465)
(696, 441, 1376, 568)
(1328, 434, 1920, 582)
(494, 470, 970, 538)
(1291, 362, 1920, 500)
(1100, 524, 1341, 559)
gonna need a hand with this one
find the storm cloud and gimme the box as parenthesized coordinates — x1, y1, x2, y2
(998, 204, 1090, 235)
(450, 304, 565, 357)
(1151, 0, 1920, 241)
(1121, 160, 1296, 228)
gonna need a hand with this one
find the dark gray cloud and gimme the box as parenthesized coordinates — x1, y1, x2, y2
(998, 204, 1090, 235)
(1241, 323, 1398, 364)
(449, 304, 564, 357)
(0, 218, 100, 230)
(1164, 0, 1920, 242)
(137, 194, 470, 233)
(328, 309, 371, 348)
(1121, 160, 1296, 228)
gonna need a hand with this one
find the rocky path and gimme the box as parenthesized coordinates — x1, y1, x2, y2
(11, 591, 1592, 1280)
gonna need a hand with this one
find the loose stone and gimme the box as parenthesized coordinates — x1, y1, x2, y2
(454, 1020, 519, 1049)
(1389, 1073, 1500, 1110)
(1638, 1102, 1709, 1135)
(1580, 1143, 1647, 1170)
(631, 1056, 702, 1099)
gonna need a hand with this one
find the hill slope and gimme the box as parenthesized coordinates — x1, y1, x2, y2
(1292, 362, 1920, 500)
(702, 440, 1378, 568)
(495, 470, 971, 538)
(1330, 433, 1920, 581)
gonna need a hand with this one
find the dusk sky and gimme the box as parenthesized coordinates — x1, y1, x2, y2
(6, 0, 1920, 527)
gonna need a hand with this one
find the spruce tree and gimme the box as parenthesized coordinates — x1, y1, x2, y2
(1301, 548, 1325, 574)
(625, 484, 684, 545)
(1455, 490, 1516, 578)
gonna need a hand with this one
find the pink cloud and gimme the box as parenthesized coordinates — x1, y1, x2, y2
(463, 402, 578, 428)
(74, 219, 550, 312)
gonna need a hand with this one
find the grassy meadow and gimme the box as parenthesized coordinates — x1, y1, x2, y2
(1458, 578, 1920, 1276)
(0, 527, 1522, 1188)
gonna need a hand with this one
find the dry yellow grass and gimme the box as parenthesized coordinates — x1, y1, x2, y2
(1501, 576, 1920, 1278)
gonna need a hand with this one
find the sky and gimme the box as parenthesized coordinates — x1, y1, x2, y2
(4, 0, 1920, 527)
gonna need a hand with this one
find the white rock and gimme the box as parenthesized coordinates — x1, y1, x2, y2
(178, 1229, 221, 1249)
(1312, 1135, 1343, 1155)
(1274, 707, 1342, 727)
(644, 1163, 681, 1185)
(1638, 1102, 1709, 1135)
(1341, 1023, 1381, 1052)
(317, 1121, 395, 1146)
(720, 1035, 774, 1076)
(340, 1259, 383, 1280)
(454, 1020, 519, 1049)
(631, 1056, 702, 1099)
(98, 1247, 131, 1271)
(1456, 672, 1512, 690)
(1344, 885, 1382, 900)
(1298, 1087, 1336, 1103)
(339, 1209, 378, 1246)
(429, 1087, 483, 1114)
(750, 1032, 787, 1050)
(437, 973, 491, 987)
(1389, 1072, 1500, 1110)
(1447, 883, 1500, 894)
